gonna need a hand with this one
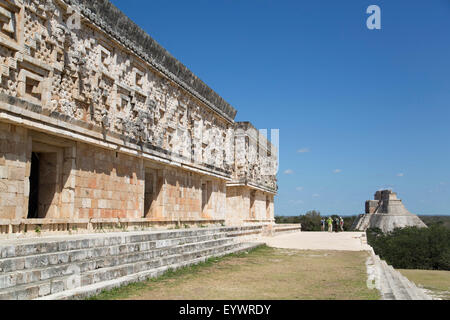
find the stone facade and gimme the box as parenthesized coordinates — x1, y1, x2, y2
(353, 190, 427, 233)
(226, 122, 277, 225)
(0, 0, 278, 236)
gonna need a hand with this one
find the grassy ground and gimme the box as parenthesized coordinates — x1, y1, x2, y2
(90, 246, 380, 300)
(398, 269, 450, 300)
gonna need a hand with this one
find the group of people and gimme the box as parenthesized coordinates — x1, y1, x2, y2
(321, 217, 344, 232)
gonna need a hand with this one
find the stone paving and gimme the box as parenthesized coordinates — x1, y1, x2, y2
(260, 231, 371, 251)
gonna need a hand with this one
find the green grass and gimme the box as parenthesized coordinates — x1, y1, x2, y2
(89, 245, 380, 300)
(88, 247, 260, 300)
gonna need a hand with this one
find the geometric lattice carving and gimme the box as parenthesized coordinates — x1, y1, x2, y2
(0, 5, 15, 37)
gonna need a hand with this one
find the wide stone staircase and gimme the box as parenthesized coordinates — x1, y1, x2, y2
(0, 226, 267, 300)
(366, 250, 434, 300)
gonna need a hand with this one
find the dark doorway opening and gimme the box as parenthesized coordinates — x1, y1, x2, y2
(27, 150, 59, 219)
(144, 168, 162, 218)
(28, 152, 40, 219)
(202, 181, 212, 214)
(144, 171, 154, 217)
(201, 183, 207, 212)
(144, 170, 156, 217)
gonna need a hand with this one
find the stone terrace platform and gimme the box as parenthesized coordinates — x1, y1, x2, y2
(0, 224, 300, 300)
(260, 232, 371, 251)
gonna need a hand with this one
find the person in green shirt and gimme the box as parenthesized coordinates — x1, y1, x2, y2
(327, 217, 333, 232)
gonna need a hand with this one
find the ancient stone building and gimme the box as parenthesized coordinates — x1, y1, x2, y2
(0, 0, 278, 237)
(221, 122, 278, 227)
(352, 190, 427, 233)
(226, 122, 277, 226)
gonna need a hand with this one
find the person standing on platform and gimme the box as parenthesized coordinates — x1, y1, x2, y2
(327, 217, 333, 232)
(334, 217, 340, 233)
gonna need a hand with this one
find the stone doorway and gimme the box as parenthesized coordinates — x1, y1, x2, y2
(27, 142, 64, 219)
(202, 181, 212, 214)
(144, 168, 162, 218)
(27, 152, 40, 219)
(27, 151, 59, 219)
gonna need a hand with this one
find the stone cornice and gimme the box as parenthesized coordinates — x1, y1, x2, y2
(226, 180, 278, 195)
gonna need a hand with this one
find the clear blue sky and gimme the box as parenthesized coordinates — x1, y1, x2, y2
(110, 0, 450, 216)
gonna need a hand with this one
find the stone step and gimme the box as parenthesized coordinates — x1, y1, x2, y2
(274, 225, 301, 232)
(223, 226, 263, 232)
(80, 241, 243, 287)
(1, 239, 235, 300)
(380, 260, 403, 299)
(0, 227, 272, 300)
(0, 237, 232, 290)
(392, 269, 423, 300)
(372, 257, 382, 291)
(36, 242, 263, 300)
(0, 232, 228, 273)
(372, 255, 395, 299)
(0, 274, 72, 300)
(227, 229, 263, 238)
(393, 269, 433, 300)
(367, 255, 383, 292)
(0, 240, 254, 300)
(415, 288, 433, 300)
(374, 254, 435, 300)
(380, 274, 396, 299)
(385, 265, 413, 300)
(0, 227, 231, 260)
(383, 261, 413, 300)
(365, 256, 377, 290)
(370, 253, 436, 301)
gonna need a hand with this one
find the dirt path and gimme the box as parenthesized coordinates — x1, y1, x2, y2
(260, 232, 370, 251)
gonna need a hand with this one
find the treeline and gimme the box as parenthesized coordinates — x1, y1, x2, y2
(275, 214, 450, 231)
(275, 211, 357, 231)
(419, 215, 450, 229)
(367, 226, 450, 271)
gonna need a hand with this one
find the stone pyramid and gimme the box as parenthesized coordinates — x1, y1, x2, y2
(352, 190, 427, 233)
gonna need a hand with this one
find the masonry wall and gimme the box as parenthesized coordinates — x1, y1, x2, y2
(74, 142, 144, 220)
(264, 193, 275, 221)
(0, 123, 28, 220)
(0, 124, 76, 221)
(253, 189, 274, 222)
(0, 124, 228, 225)
(226, 186, 274, 225)
(158, 167, 226, 222)
(226, 186, 249, 226)
(232, 122, 278, 193)
(366, 200, 379, 214)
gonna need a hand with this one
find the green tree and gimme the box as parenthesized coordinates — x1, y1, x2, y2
(367, 225, 450, 271)
(298, 210, 322, 231)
